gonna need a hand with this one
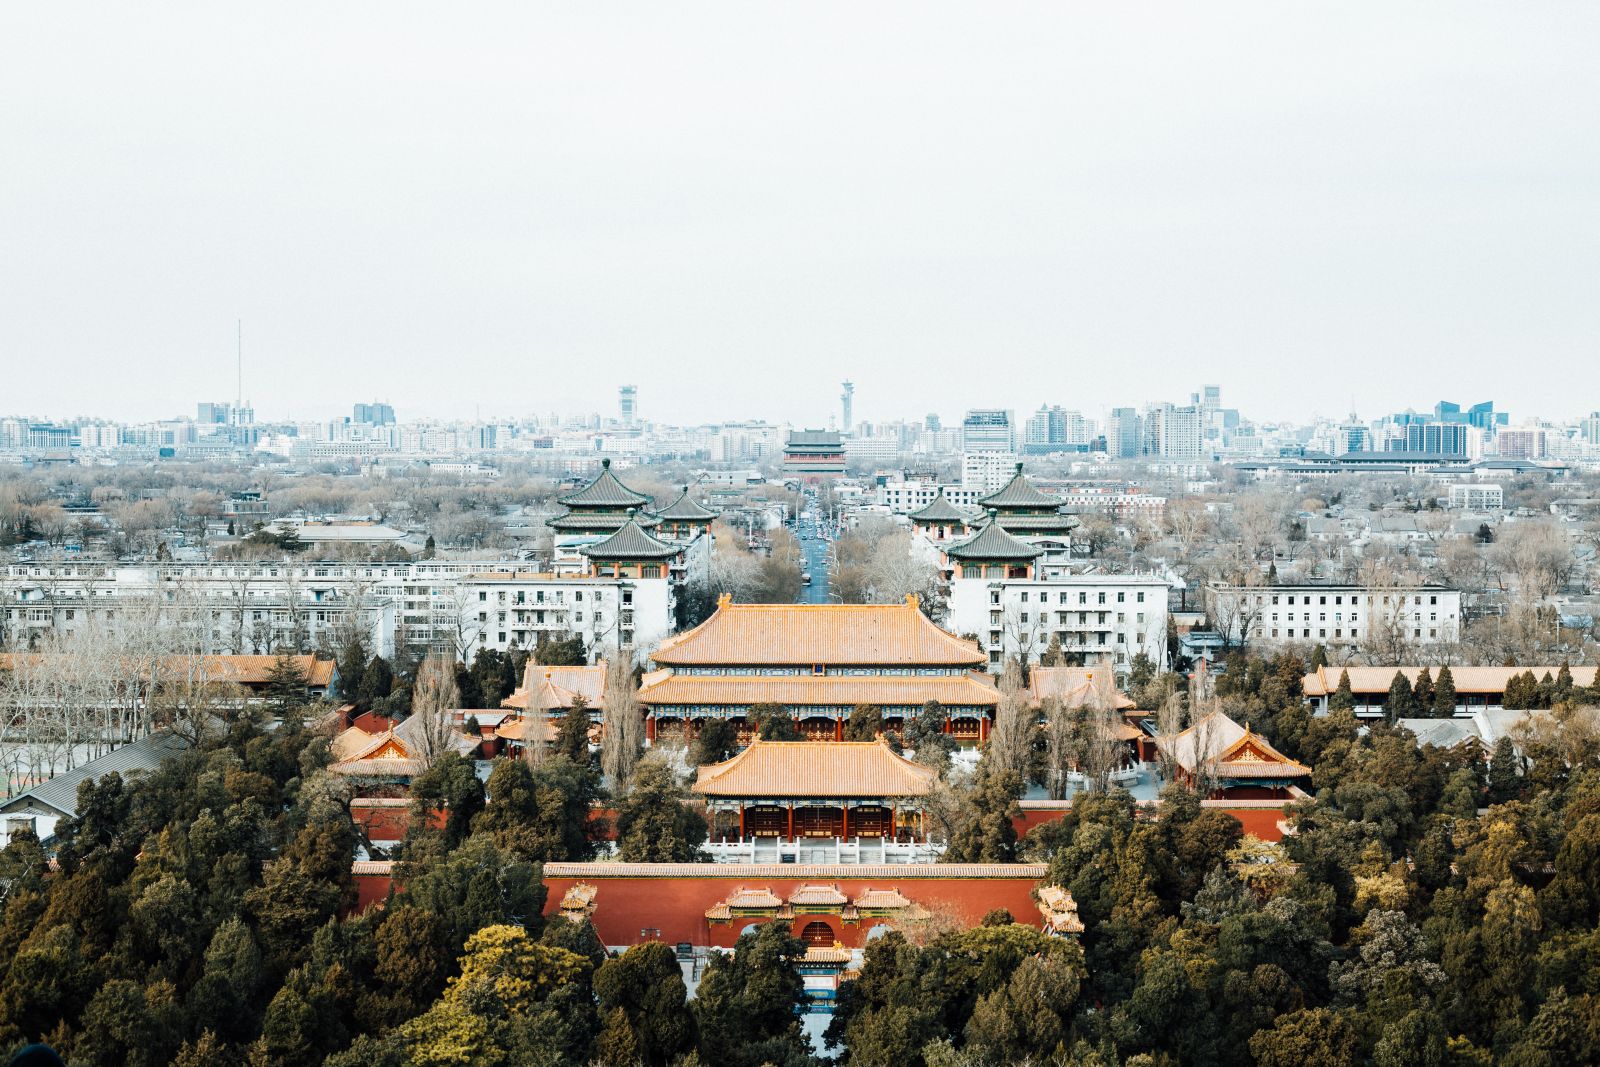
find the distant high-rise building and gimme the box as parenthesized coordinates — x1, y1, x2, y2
(1385, 422, 1468, 456)
(961, 409, 1015, 452)
(840, 381, 854, 435)
(925, 413, 941, 433)
(1106, 408, 1142, 459)
(1144, 403, 1206, 460)
(619, 385, 638, 427)
(1583, 412, 1600, 445)
(354, 402, 396, 426)
(1201, 384, 1221, 413)
(1433, 400, 1506, 431)
(197, 402, 231, 424)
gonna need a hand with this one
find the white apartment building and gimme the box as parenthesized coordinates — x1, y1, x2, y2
(1447, 483, 1504, 510)
(945, 573, 1171, 676)
(961, 451, 1020, 493)
(1, 561, 396, 658)
(1207, 582, 1462, 650)
(876, 481, 983, 514)
(458, 571, 673, 664)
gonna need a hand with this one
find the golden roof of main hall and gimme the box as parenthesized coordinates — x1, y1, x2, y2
(692, 739, 940, 799)
(651, 595, 985, 668)
(636, 670, 999, 708)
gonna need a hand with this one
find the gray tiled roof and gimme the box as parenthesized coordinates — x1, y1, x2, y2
(580, 515, 683, 561)
(547, 510, 661, 531)
(556, 459, 652, 509)
(945, 516, 1045, 561)
(655, 488, 718, 521)
(977, 465, 1063, 509)
(909, 492, 973, 524)
(0, 730, 193, 820)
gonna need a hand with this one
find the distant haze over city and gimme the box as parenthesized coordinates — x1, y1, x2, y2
(4, 3, 1599, 424)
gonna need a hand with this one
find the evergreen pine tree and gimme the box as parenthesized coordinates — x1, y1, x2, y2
(1385, 671, 1416, 724)
(1488, 736, 1520, 804)
(1433, 665, 1457, 718)
(1329, 668, 1355, 713)
(1309, 645, 1329, 671)
(1413, 666, 1434, 708)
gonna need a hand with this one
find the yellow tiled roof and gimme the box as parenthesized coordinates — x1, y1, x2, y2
(789, 884, 848, 906)
(1028, 667, 1137, 711)
(725, 887, 783, 908)
(651, 596, 985, 667)
(852, 887, 912, 909)
(1302, 665, 1599, 697)
(637, 669, 999, 708)
(503, 663, 607, 710)
(692, 739, 939, 799)
(1159, 710, 1310, 779)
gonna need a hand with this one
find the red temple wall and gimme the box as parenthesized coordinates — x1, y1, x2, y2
(354, 874, 393, 912)
(542, 875, 1045, 949)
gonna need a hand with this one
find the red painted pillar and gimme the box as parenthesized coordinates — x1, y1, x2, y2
(942, 717, 951, 735)
(980, 716, 990, 742)
(786, 804, 795, 841)
(834, 717, 843, 741)
(645, 716, 656, 743)
(738, 806, 745, 840)
(841, 805, 849, 841)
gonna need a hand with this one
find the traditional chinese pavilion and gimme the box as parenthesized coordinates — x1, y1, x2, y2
(783, 430, 846, 480)
(907, 491, 976, 546)
(944, 511, 1045, 580)
(653, 486, 719, 541)
(978, 464, 1078, 542)
(580, 511, 683, 580)
(1160, 710, 1311, 800)
(693, 738, 939, 843)
(637, 595, 1000, 744)
(546, 459, 658, 538)
(496, 663, 606, 755)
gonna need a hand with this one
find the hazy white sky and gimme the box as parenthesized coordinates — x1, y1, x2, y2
(3, 3, 1598, 428)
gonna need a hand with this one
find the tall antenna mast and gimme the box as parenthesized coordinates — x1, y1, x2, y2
(236, 318, 243, 413)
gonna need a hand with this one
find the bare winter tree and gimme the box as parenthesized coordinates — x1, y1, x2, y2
(1080, 670, 1126, 792)
(1041, 696, 1072, 800)
(986, 657, 1034, 776)
(409, 653, 461, 769)
(1155, 688, 1187, 782)
(601, 655, 644, 786)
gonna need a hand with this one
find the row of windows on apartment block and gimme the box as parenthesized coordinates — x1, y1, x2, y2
(990, 590, 1151, 605)
(478, 589, 633, 605)
(991, 630, 1146, 647)
(1256, 627, 1442, 641)
(1251, 593, 1445, 607)
(999, 611, 1148, 626)
(487, 629, 633, 646)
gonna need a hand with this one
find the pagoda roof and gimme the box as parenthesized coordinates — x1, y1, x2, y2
(580, 514, 682, 561)
(693, 739, 939, 799)
(977, 464, 1063, 509)
(789, 884, 849, 906)
(725, 886, 783, 909)
(655, 487, 718, 521)
(547, 510, 660, 532)
(556, 459, 653, 509)
(1027, 667, 1137, 711)
(909, 492, 974, 524)
(503, 664, 606, 710)
(652, 596, 985, 667)
(945, 516, 1045, 562)
(637, 669, 999, 709)
(991, 513, 1079, 532)
(786, 430, 843, 450)
(1160, 710, 1311, 780)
